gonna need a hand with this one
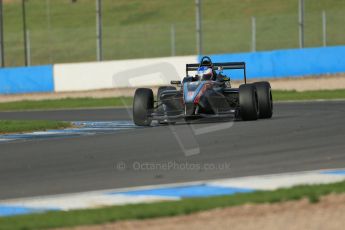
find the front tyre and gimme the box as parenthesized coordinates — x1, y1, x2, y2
(253, 81, 273, 118)
(239, 84, 258, 121)
(133, 88, 154, 126)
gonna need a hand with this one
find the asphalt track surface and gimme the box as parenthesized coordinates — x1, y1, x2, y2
(0, 101, 344, 199)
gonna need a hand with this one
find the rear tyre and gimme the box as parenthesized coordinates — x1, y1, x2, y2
(133, 88, 154, 126)
(239, 84, 258, 121)
(253, 81, 273, 118)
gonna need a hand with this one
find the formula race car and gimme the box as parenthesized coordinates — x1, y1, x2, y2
(133, 56, 272, 126)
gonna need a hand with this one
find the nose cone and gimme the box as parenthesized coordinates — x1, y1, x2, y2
(184, 103, 196, 116)
(184, 91, 197, 103)
(183, 81, 204, 104)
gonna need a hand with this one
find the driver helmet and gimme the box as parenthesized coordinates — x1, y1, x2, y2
(197, 66, 214, 81)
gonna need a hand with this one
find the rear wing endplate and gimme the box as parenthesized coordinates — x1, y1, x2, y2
(186, 62, 247, 83)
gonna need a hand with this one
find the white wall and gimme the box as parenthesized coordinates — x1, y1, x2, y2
(53, 55, 197, 92)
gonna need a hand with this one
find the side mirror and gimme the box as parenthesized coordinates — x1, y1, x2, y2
(171, 80, 181, 85)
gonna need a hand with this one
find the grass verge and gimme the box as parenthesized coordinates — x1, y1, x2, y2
(273, 89, 345, 101)
(0, 120, 71, 134)
(0, 90, 344, 112)
(0, 180, 344, 230)
(0, 97, 133, 112)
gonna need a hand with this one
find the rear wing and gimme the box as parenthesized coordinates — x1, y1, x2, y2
(186, 62, 247, 83)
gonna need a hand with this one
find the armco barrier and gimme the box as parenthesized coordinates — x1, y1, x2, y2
(206, 46, 345, 80)
(0, 65, 54, 94)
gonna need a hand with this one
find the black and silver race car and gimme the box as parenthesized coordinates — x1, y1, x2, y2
(133, 56, 272, 126)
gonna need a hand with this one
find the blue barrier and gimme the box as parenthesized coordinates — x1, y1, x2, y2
(0, 65, 54, 94)
(204, 46, 345, 80)
(1, 46, 345, 95)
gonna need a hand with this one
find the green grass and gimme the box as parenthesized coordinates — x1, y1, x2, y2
(273, 89, 345, 101)
(0, 120, 71, 134)
(0, 180, 344, 230)
(0, 90, 344, 112)
(0, 97, 133, 111)
(3, 0, 345, 66)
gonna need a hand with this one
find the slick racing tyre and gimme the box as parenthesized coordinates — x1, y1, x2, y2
(239, 84, 259, 121)
(253, 81, 273, 118)
(133, 88, 154, 126)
